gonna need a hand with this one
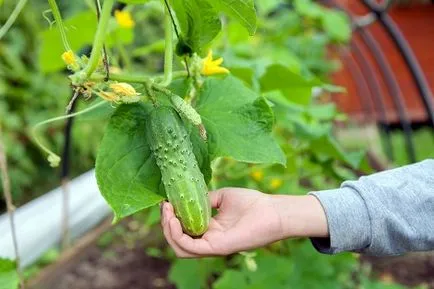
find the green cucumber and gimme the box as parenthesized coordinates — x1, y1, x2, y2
(147, 105, 210, 236)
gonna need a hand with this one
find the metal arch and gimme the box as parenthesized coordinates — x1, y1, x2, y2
(357, 29, 417, 162)
(350, 41, 395, 161)
(361, 0, 434, 128)
(323, 0, 417, 163)
(339, 50, 375, 124)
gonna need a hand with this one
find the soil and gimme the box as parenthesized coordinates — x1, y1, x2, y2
(29, 216, 176, 289)
(56, 244, 175, 289)
(363, 253, 434, 289)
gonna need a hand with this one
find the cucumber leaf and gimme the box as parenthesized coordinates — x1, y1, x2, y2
(214, 270, 249, 289)
(260, 64, 320, 106)
(95, 103, 164, 222)
(205, 0, 257, 35)
(169, 258, 225, 289)
(195, 75, 286, 166)
(187, 123, 212, 184)
(170, 0, 221, 56)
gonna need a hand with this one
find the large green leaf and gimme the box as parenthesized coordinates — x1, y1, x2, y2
(292, 120, 365, 169)
(169, 258, 225, 289)
(206, 0, 257, 35)
(170, 0, 221, 56)
(95, 103, 164, 222)
(213, 270, 249, 289)
(311, 135, 366, 170)
(260, 64, 320, 106)
(196, 76, 286, 166)
(0, 258, 19, 289)
(246, 253, 293, 288)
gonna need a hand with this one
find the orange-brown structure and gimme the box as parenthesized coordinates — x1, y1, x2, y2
(331, 1, 434, 124)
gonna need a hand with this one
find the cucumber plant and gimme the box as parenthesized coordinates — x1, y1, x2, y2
(29, 0, 285, 236)
(29, 0, 360, 236)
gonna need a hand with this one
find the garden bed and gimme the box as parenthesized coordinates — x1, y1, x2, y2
(26, 213, 434, 289)
(42, 240, 174, 289)
(28, 216, 175, 289)
(363, 253, 434, 289)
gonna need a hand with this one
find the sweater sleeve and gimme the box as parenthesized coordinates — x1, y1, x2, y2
(308, 159, 434, 256)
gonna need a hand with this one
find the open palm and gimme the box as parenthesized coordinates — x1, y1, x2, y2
(161, 188, 283, 258)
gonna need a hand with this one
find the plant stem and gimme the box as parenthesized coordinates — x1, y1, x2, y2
(31, 100, 107, 166)
(84, 0, 115, 78)
(0, 125, 25, 289)
(95, 0, 110, 81)
(160, 3, 173, 87)
(0, 0, 28, 41)
(90, 71, 187, 83)
(163, 70, 188, 81)
(91, 72, 151, 83)
(60, 90, 79, 251)
(47, 0, 71, 51)
(116, 37, 132, 71)
(163, 0, 180, 39)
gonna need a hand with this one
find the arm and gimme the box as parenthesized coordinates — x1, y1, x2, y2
(161, 159, 434, 257)
(309, 159, 434, 256)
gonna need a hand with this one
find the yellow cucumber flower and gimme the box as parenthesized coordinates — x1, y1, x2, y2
(114, 10, 135, 29)
(109, 82, 141, 103)
(250, 169, 264, 182)
(61, 50, 76, 65)
(61, 50, 80, 70)
(201, 50, 229, 76)
(110, 82, 137, 96)
(269, 178, 283, 190)
(99, 91, 119, 102)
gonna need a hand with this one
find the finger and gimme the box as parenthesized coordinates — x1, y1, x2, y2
(160, 201, 167, 226)
(169, 217, 219, 256)
(162, 204, 199, 258)
(161, 203, 190, 256)
(209, 189, 225, 209)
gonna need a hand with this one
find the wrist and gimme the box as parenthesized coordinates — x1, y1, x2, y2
(270, 194, 329, 239)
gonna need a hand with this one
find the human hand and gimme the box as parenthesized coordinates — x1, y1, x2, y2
(160, 187, 282, 258)
(160, 187, 328, 258)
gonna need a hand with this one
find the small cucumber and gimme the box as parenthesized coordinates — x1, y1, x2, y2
(147, 106, 210, 236)
(169, 93, 207, 141)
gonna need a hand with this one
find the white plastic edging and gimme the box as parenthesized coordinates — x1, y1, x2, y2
(0, 169, 111, 268)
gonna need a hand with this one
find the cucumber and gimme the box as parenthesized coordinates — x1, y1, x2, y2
(169, 93, 207, 141)
(147, 106, 210, 236)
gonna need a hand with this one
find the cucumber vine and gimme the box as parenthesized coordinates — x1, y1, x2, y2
(32, 0, 281, 234)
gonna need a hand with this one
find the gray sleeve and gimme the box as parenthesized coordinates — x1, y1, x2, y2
(308, 159, 434, 256)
